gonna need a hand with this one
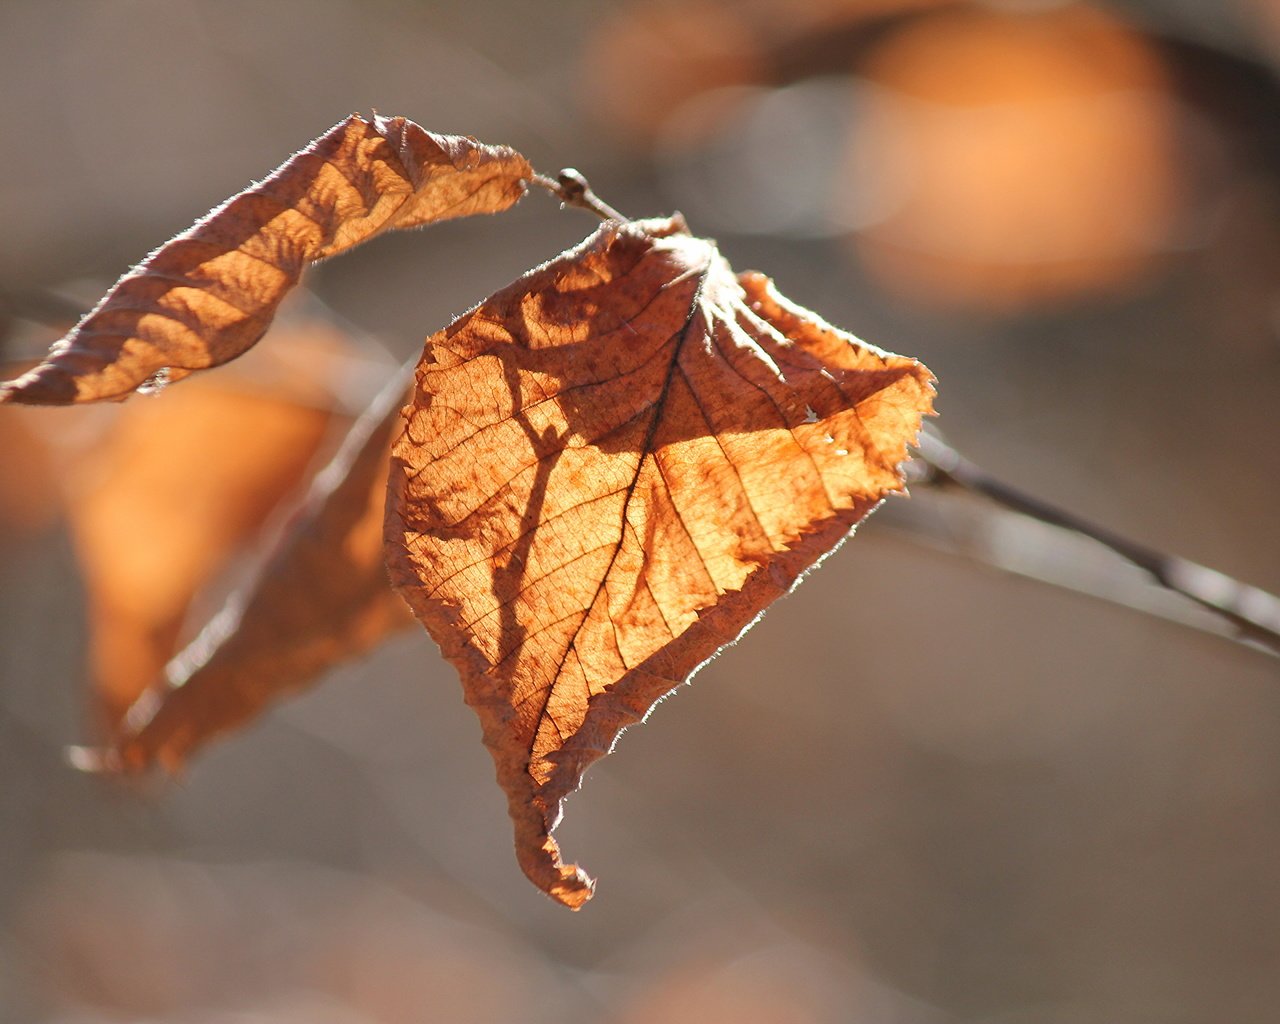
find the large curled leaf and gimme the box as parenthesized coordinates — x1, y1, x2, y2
(384, 216, 935, 907)
(92, 371, 416, 774)
(0, 115, 532, 405)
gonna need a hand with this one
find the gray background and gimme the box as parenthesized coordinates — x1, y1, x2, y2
(2, 1, 1278, 1021)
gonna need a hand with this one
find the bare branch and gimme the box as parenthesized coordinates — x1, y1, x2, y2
(905, 430, 1280, 660)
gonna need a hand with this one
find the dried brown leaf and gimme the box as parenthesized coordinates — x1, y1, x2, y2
(100, 371, 416, 774)
(1, 115, 532, 405)
(384, 216, 935, 907)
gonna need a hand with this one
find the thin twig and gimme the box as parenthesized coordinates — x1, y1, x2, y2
(531, 169, 628, 222)
(909, 430, 1280, 659)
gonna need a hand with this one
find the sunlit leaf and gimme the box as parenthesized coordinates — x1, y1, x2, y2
(1, 115, 532, 404)
(385, 216, 934, 906)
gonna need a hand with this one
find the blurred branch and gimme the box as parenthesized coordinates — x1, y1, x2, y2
(0, 287, 85, 377)
(0, 286, 85, 332)
(894, 429, 1280, 660)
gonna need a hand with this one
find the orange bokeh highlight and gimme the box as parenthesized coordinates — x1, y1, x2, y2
(582, 0, 765, 148)
(849, 3, 1183, 310)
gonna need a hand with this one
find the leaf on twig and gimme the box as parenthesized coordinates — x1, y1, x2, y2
(0, 115, 532, 405)
(384, 216, 934, 907)
(95, 371, 417, 774)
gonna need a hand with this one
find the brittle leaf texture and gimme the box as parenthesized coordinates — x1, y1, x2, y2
(385, 216, 936, 908)
(94, 370, 417, 774)
(0, 115, 532, 405)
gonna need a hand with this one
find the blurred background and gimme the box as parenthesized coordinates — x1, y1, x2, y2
(2, 0, 1279, 1020)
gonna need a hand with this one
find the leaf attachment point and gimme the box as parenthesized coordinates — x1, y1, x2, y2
(385, 216, 934, 907)
(533, 168, 628, 222)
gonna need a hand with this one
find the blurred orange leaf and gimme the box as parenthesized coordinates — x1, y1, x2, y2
(0, 410, 63, 540)
(70, 382, 336, 733)
(99, 372, 416, 774)
(384, 216, 934, 907)
(11, 319, 371, 734)
(851, 3, 1179, 308)
(0, 115, 532, 405)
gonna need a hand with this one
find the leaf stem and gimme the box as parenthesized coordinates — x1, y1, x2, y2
(912, 430, 1280, 659)
(532, 169, 628, 222)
